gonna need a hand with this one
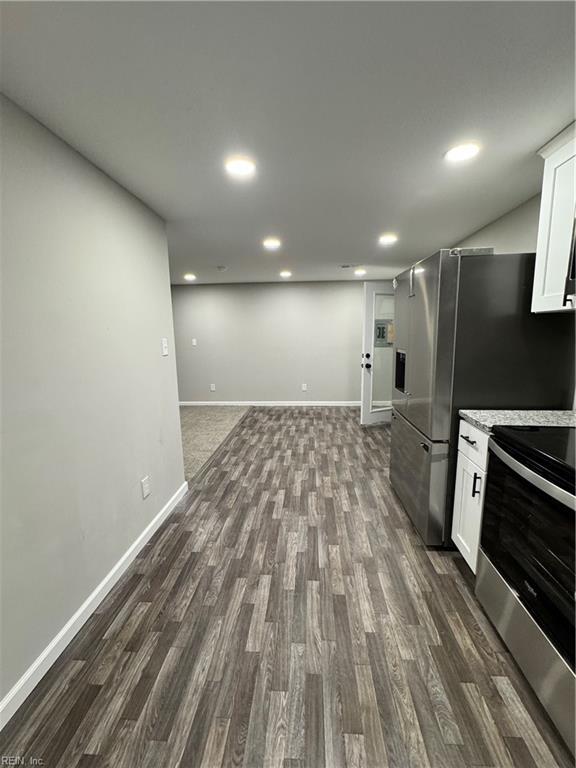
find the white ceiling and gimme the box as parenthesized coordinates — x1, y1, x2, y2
(1, 2, 574, 284)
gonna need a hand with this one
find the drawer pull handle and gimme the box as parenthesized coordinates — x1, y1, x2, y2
(472, 472, 481, 498)
(419, 442, 430, 453)
(461, 435, 477, 447)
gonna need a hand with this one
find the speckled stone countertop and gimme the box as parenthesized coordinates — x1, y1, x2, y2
(459, 409, 576, 434)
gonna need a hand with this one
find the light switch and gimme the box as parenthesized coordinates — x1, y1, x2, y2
(141, 476, 151, 499)
(161, 337, 169, 356)
(192, 338, 197, 347)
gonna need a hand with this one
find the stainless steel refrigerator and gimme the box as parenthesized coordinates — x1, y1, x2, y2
(390, 248, 575, 546)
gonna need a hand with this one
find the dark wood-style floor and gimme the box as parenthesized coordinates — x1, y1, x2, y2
(1, 407, 572, 768)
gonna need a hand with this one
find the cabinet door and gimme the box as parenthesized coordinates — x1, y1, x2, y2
(451, 452, 485, 573)
(532, 138, 575, 313)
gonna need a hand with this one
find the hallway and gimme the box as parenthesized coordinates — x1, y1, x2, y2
(0, 408, 570, 768)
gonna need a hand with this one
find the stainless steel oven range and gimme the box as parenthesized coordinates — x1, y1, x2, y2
(475, 425, 575, 754)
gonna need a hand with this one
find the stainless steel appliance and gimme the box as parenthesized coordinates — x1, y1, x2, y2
(390, 248, 575, 545)
(476, 425, 575, 754)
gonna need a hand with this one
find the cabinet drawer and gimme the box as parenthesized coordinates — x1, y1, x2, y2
(458, 420, 489, 469)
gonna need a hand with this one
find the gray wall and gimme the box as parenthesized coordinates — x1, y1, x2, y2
(172, 282, 364, 402)
(0, 99, 185, 698)
(455, 195, 541, 253)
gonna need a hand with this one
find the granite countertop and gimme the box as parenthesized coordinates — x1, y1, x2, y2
(459, 409, 576, 434)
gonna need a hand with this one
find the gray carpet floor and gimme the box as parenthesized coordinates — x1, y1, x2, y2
(179, 405, 249, 480)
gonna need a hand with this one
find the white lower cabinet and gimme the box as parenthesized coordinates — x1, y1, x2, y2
(451, 451, 485, 573)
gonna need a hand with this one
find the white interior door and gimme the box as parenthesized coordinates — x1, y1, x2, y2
(360, 281, 395, 425)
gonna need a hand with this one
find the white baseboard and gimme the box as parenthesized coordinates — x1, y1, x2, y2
(179, 400, 361, 406)
(0, 480, 189, 730)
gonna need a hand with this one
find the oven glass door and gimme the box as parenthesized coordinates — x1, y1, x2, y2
(482, 443, 575, 669)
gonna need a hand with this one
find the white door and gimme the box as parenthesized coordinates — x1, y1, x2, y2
(360, 281, 395, 426)
(451, 451, 485, 573)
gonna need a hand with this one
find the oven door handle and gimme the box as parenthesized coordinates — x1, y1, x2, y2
(488, 439, 575, 510)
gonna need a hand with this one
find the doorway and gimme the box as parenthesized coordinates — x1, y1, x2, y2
(360, 281, 395, 426)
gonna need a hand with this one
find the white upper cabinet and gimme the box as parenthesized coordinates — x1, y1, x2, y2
(532, 124, 575, 313)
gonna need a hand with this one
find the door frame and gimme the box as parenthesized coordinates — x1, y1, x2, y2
(360, 281, 394, 426)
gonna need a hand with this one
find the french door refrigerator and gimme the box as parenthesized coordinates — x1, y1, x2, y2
(390, 248, 574, 546)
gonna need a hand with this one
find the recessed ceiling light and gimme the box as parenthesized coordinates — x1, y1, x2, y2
(444, 143, 480, 163)
(378, 232, 398, 247)
(183, 273, 197, 281)
(354, 268, 367, 276)
(263, 237, 282, 251)
(224, 154, 256, 180)
(279, 270, 292, 279)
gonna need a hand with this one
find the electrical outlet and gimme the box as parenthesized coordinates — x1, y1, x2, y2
(301, 383, 308, 392)
(161, 338, 169, 356)
(141, 476, 151, 499)
(210, 383, 216, 392)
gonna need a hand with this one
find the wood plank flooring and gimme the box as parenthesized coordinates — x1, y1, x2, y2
(0, 407, 572, 768)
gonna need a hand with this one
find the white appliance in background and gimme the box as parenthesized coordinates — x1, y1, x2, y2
(532, 123, 575, 313)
